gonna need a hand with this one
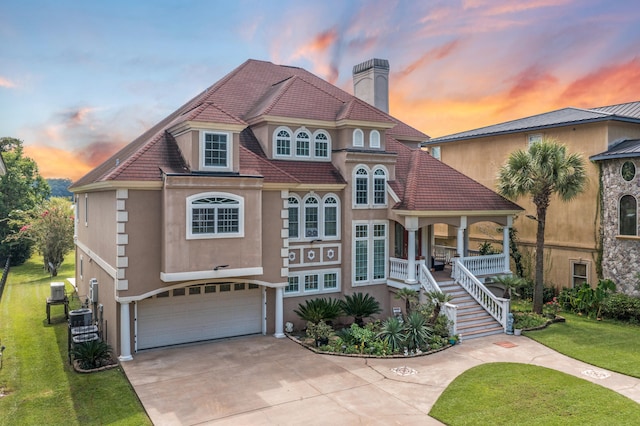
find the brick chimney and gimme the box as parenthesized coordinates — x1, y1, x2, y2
(352, 58, 390, 114)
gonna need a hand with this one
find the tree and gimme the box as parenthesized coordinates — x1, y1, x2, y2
(0, 137, 50, 265)
(8, 197, 75, 276)
(497, 139, 587, 314)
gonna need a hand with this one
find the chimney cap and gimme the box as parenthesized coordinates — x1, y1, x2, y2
(352, 58, 389, 75)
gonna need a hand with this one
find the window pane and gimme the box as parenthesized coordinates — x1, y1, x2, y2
(296, 132, 310, 156)
(204, 133, 227, 167)
(216, 207, 239, 233)
(356, 176, 368, 205)
(370, 130, 380, 148)
(276, 130, 291, 155)
(355, 240, 368, 281)
(373, 239, 385, 279)
(289, 206, 299, 238)
(315, 133, 328, 157)
(324, 273, 337, 289)
(353, 129, 364, 147)
(192, 208, 216, 234)
(286, 276, 299, 293)
(304, 275, 319, 291)
(324, 206, 337, 237)
(305, 198, 319, 238)
(620, 195, 637, 236)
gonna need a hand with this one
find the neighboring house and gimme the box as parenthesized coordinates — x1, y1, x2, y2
(70, 59, 521, 361)
(590, 139, 640, 296)
(424, 102, 640, 290)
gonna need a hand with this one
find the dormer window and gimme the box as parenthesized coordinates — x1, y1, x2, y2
(201, 131, 231, 170)
(295, 130, 310, 157)
(353, 129, 364, 147)
(275, 128, 291, 157)
(353, 165, 388, 208)
(370, 130, 380, 148)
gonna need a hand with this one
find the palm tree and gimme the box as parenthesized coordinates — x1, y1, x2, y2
(497, 139, 587, 314)
(425, 290, 454, 325)
(394, 288, 418, 315)
(340, 292, 382, 326)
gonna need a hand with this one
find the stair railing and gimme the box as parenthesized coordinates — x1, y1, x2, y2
(452, 259, 509, 330)
(418, 263, 457, 335)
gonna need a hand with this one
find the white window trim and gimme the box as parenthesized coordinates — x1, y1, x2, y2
(200, 131, 232, 171)
(569, 259, 590, 288)
(353, 128, 364, 147)
(84, 194, 88, 226)
(303, 194, 320, 239)
(284, 268, 341, 297)
(352, 220, 388, 286)
(322, 193, 340, 241)
(186, 192, 244, 240)
(430, 146, 441, 160)
(352, 165, 388, 209)
(288, 194, 301, 240)
(528, 133, 542, 148)
(618, 194, 638, 236)
(369, 130, 380, 148)
(312, 130, 331, 160)
(274, 126, 292, 158)
(294, 128, 311, 158)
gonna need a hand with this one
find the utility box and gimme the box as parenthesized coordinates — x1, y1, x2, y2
(89, 279, 98, 303)
(50, 282, 65, 301)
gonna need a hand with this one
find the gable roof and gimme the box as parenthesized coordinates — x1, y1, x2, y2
(427, 101, 640, 144)
(590, 138, 640, 162)
(388, 138, 520, 212)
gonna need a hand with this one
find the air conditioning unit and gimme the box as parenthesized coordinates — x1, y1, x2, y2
(69, 308, 92, 327)
(89, 279, 99, 303)
(50, 282, 65, 301)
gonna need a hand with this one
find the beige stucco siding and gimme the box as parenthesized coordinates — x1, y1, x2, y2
(161, 175, 263, 274)
(261, 190, 286, 283)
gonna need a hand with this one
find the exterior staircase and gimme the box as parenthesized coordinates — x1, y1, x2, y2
(439, 281, 504, 340)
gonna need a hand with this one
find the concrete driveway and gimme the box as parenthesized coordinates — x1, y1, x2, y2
(122, 334, 640, 425)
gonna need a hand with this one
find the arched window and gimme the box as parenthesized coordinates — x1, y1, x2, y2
(323, 195, 339, 238)
(275, 128, 291, 156)
(314, 131, 330, 159)
(304, 196, 320, 238)
(370, 130, 380, 148)
(373, 168, 386, 205)
(355, 167, 369, 205)
(295, 130, 310, 157)
(353, 129, 364, 147)
(620, 195, 637, 236)
(187, 193, 244, 239)
(288, 196, 300, 239)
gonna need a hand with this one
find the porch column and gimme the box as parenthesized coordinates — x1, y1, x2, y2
(118, 301, 133, 362)
(405, 217, 419, 284)
(274, 286, 285, 338)
(456, 216, 467, 257)
(503, 216, 513, 273)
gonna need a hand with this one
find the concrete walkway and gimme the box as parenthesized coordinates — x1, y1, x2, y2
(122, 333, 640, 425)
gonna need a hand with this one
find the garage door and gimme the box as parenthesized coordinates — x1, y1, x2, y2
(137, 282, 262, 350)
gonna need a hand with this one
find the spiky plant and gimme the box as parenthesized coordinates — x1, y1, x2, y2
(404, 311, 432, 351)
(426, 291, 454, 325)
(294, 297, 342, 323)
(394, 288, 418, 315)
(71, 340, 113, 370)
(377, 316, 407, 353)
(340, 292, 382, 326)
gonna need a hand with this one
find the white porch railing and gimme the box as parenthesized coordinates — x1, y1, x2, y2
(389, 257, 422, 281)
(418, 263, 457, 336)
(452, 260, 509, 330)
(456, 253, 507, 276)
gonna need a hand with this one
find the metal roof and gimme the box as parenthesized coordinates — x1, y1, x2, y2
(590, 139, 640, 161)
(427, 101, 640, 144)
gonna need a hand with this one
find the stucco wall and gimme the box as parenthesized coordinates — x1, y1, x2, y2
(600, 158, 640, 296)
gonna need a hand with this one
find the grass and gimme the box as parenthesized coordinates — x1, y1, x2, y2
(525, 312, 640, 378)
(430, 362, 640, 425)
(0, 255, 151, 426)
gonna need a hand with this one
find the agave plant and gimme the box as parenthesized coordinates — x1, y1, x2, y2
(404, 311, 432, 351)
(71, 340, 113, 370)
(377, 316, 407, 353)
(294, 298, 343, 323)
(340, 292, 382, 326)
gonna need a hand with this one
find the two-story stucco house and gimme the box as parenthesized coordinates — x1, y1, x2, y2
(425, 102, 640, 290)
(70, 59, 521, 361)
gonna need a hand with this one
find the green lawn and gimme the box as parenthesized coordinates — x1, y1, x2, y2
(525, 313, 640, 378)
(0, 256, 151, 426)
(430, 363, 640, 425)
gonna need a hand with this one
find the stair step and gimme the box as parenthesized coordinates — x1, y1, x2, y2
(459, 326, 504, 340)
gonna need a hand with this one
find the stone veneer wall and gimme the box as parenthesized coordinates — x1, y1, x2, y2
(601, 158, 640, 296)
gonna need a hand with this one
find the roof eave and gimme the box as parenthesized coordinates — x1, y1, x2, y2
(69, 180, 163, 193)
(391, 209, 523, 217)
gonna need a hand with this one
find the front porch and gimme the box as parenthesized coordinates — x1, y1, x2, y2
(388, 251, 512, 340)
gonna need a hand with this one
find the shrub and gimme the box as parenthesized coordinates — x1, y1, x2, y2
(294, 297, 343, 323)
(404, 311, 432, 350)
(71, 340, 113, 370)
(601, 293, 640, 323)
(340, 293, 382, 326)
(513, 312, 547, 329)
(377, 316, 407, 354)
(305, 320, 334, 345)
(559, 280, 616, 318)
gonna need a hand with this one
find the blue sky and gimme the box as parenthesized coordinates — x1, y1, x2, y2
(1, 0, 639, 179)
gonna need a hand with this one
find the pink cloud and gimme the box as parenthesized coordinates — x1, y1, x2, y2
(0, 76, 16, 88)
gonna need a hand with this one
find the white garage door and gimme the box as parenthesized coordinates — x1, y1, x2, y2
(137, 282, 262, 350)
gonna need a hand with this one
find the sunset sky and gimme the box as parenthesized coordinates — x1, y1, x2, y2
(1, 0, 639, 180)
